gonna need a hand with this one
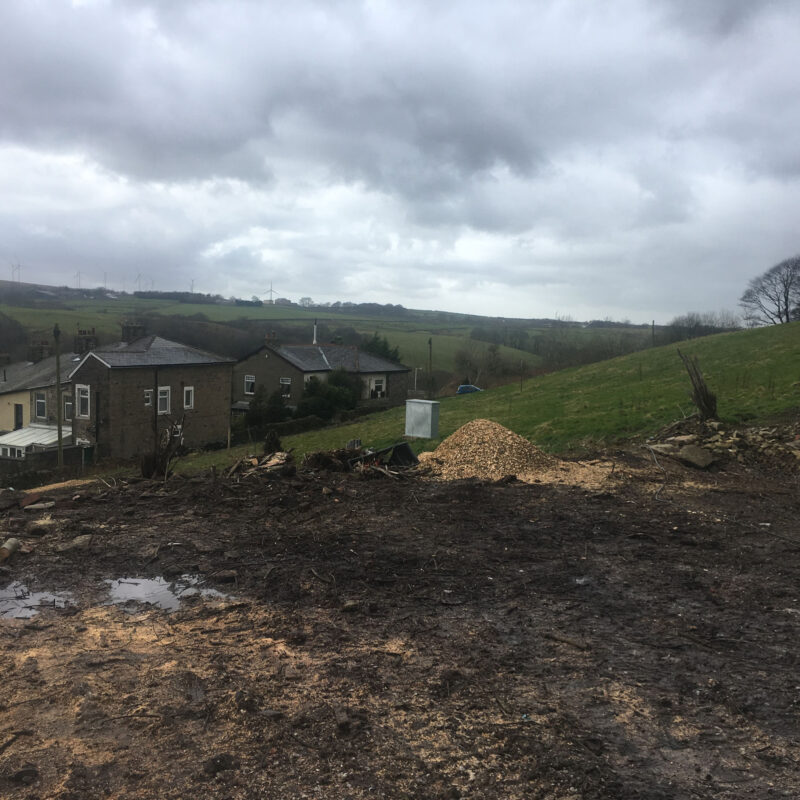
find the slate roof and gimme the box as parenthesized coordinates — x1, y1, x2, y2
(272, 345, 409, 374)
(0, 353, 80, 395)
(70, 336, 233, 376)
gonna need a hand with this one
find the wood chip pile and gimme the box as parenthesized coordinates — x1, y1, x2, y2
(418, 419, 556, 481)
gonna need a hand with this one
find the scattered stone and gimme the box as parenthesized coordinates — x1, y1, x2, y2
(57, 534, 93, 553)
(202, 753, 239, 776)
(10, 765, 39, 785)
(23, 502, 55, 512)
(648, 443, 677, 455)
(341, 599, 359, 613)
(333, 705, 350, 732)
(26, 518, 58, 537)
(676, 445, 715, 469)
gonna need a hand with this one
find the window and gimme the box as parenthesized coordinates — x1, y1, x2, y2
(369, 377, 385, 399)
(35, 392, 47, 418)
(183, 386, 194, 409)
(144, 389, 153, 407)
(64, 395, 74, 421)
(244, 374, 256, 395)
(76, 385, 90, 418)
(158, 386, 171, 414)
(279, 377, 292, 398)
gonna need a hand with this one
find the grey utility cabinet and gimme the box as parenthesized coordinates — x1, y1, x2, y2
(405, 399, 440, 439)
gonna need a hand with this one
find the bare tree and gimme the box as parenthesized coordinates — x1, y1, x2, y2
(677, 350, 717, 421)
(739, 256, 800, 326)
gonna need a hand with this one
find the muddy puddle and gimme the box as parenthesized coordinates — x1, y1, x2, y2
(0, 575, 231, 618)
(0, 581, 73, 618)
(104, 575, 231, 612)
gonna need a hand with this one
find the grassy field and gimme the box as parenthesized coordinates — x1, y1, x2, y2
(347, 328, 542, 374)
(1, 295, 542, 374)
(177, 321, 800, 475)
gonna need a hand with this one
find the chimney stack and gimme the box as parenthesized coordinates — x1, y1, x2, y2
(74, 327, 98, 354)
(121, 321, 146, 343)
(27, 340, 51, 363)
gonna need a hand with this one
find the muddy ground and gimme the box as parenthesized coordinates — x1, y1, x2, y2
(0, 429, 799, 799)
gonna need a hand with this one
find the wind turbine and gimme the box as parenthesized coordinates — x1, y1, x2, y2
(264, 281, 277, 303)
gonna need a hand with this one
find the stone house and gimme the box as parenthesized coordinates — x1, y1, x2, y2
(0, 353, 78, 454)
(69, 336, 233, 460)
(232, 342, 410, 413)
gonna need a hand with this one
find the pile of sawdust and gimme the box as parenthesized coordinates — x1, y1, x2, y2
(418, 419, 557, 481)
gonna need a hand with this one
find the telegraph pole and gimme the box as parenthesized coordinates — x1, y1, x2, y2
(427, 337, 433, 399)
(54, 323, 63, 467)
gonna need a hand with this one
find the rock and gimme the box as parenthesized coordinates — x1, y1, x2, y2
(10, 765, 39, 785)
(677, 445, 715, 469)
(341, 600, 359, 613)
(671, 434, 698, 444)
(648, 443, 677, 455)
(215, 569, 237, 583)
(202, 753, 239, 776)
(333, 705, 350, 731)
(57, 534, 93, 552)
(26, 518, 58, 537)
(23, 502, 55, 512)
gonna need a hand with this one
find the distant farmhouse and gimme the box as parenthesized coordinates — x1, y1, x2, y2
(232, 332, 410, 413)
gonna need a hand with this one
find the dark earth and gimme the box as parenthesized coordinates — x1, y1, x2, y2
(1, 421, 799, 799)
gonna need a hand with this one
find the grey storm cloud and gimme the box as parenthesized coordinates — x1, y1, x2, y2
(1, 0, 800, 320)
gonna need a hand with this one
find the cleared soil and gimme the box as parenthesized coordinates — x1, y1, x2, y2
(1, 422, 799, 799)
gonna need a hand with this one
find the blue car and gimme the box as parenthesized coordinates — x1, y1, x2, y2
(456, 384, 483, 395)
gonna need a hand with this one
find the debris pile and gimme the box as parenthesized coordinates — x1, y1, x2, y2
(225, 450, 295, 479)
(304, 442, 418, 479)
(418, 419, 556, 481)
(648, 418, 800, 470)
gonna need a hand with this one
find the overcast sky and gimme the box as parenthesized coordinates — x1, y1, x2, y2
(1, 0, 799, 322)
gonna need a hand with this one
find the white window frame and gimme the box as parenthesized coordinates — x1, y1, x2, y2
(183, 386, 194, 410)
(244, 374, 256, 395)
(34, 391, 47, 418)
(76, 385, 90, 418)
(144, 389, 153, 407)
(279, 377, 292, 398)
(158, 386, 171, 415)
(64, 394, 74, 421)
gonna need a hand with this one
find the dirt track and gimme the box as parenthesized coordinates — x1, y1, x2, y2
(1, 435, 799, 799)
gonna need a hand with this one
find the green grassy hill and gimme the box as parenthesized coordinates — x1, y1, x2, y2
(261, 322, 799, 459)
(0, 293, 542, 374)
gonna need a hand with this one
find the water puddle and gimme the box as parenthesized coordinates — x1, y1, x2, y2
(104, 575, 230, 613)
(0, 582, 73, 619)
